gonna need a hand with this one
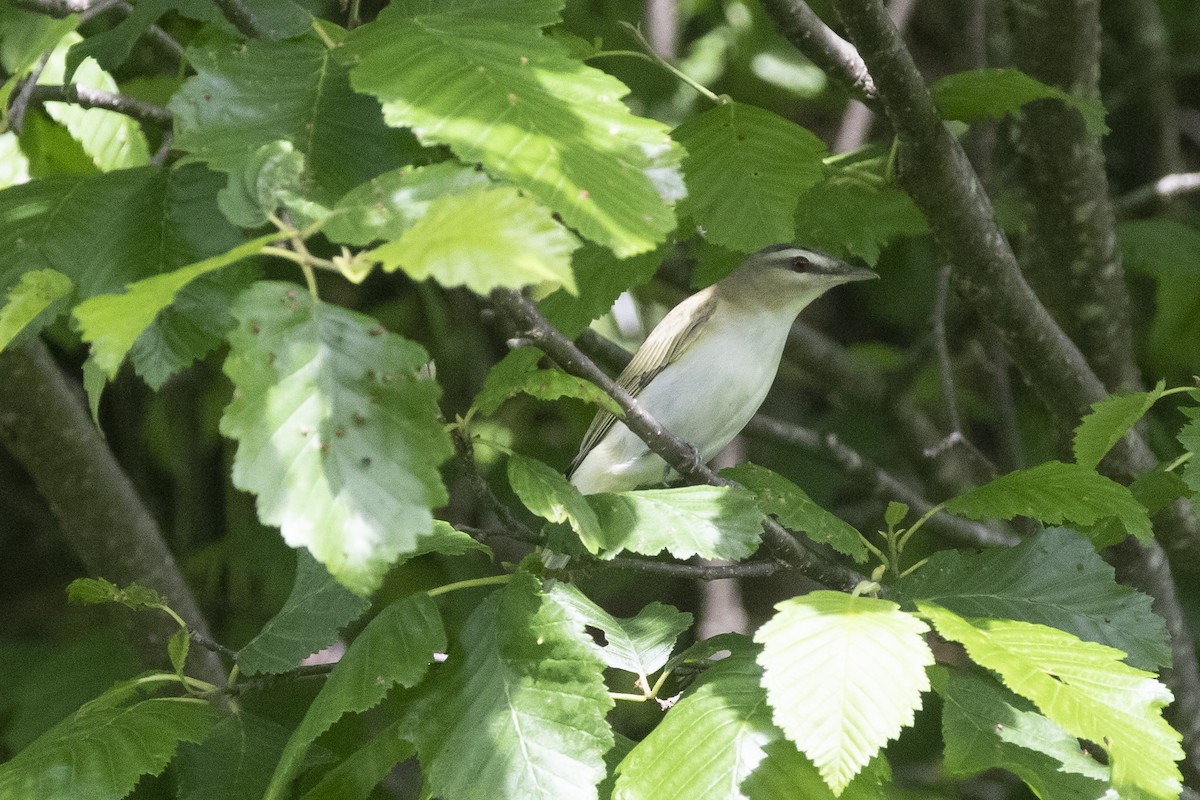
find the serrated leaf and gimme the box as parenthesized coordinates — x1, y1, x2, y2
(237, 550, 371, 676)
(413, 570, 613, 800)
(217, 140, 329, 229)
(65, 0, 172, 74)
(509, 453, 605, 552)
(471, 348, 622, 418)
(943, 460, 1152, 542)
(40, 40, 150, 171)
(1177, 406, 1200, 499)
(894, 528, 1169, 670)
(0, 696, 217, 800)
(932, 68, 1108, 136)
(220, 281, 453, 595)
(587, 485, 764, 561)
(1073, 382, 1167, 469)
(741, 742, 888, 800)
(1119, 220, 1200, 375)
(674, 102, 826, 252)
(368, 185, 580, 295)
(75, 233, 274, 379)
(66, 577, 163, 610)
(168, 629, 190, 676)
(403, 520, 493, 563)
(792, 176, 928, 266)
(549, 583, 692, 685)
(346, 1, 683, 257)
(170, 31, 407, 208)
(298, 719, 414, 800)
(539, 243, 663, 338)
(723, 463, 866, 562)
(921, 604, 1182, 800)
(934, 668, 1110, 799)
(264, 592, 445, 800)
(0, 268, 71, 352)
(613, 637, 780, 800)
(325, 162, 492, 246)
(755, 591, 932, 795)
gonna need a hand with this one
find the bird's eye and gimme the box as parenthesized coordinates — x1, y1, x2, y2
(790, 256, 812, 272)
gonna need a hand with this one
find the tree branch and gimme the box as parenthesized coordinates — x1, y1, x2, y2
(489, 288, 866, 591)
(758, 0, 878, 103)
(578, 557, 781, 580)
(213, 0, 270, 38)
(0, 340, 225, 685)
(1117, 172, 1200, 213)
(25, 83, 173, 126)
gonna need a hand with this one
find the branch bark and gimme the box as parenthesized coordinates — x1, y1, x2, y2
(759, 0, 878, 103)
(0, 341, 225, 685)
(26, 83, 174, 125)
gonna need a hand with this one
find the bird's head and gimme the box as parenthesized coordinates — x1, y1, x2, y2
(716, 244, 878, 311)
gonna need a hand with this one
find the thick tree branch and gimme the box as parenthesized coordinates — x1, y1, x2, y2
(758, 0, 878, 103)
(25, 83, 173, 125)
(490, 289, 866, 591)
(1008, 0, 1139, 393)
(0, 340, 224, 685)
(826, 0, 1200, 775)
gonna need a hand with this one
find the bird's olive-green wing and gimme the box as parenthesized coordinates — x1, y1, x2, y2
(568, 292, 718, 476)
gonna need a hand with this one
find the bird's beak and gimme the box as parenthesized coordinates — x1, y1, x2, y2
(834, 264, 879, 283)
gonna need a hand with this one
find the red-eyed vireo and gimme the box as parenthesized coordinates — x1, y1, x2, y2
(568, 244, 877, 495)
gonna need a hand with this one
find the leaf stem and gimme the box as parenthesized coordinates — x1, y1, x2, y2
(615, 21, 726, 106)
(609, 691, 649, 702)
(897, 503, 944, 552)
(427, 574, 512, 598)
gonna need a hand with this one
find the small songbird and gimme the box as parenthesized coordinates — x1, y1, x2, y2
(568, 244, 877, 495)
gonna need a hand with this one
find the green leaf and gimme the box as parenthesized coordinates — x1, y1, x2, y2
(168, 628, 190, 677)
(0, 9, 79, 116)
(1119, 220, 1200, 375)
(893, 528, 1170, 670)
(539, 243, 663, 338)
(65, 0, 172, 74)
(549, 583, 692, 684)
(66, 577, 162, 610)
(673, 101, 827, 252)
(220, 281, 453, 595)
(0, 268, 72, 352)
(176, 711, 333, 800)
(346, 1, 684, 257)
(401, 519, 494, 563)
(934, 668, 1110, 799)
(0, 695, 217, 800)
(40, 40, 150, 171)
(367, 185, 580, 295)
(509, 453, 605, 553)
(216, 139, 329, 229)
(325, 162, 491, 246)
(170, 31, 407, 207)
(237, 550, 371, 676)
(413, 571, 613, 800)
(723, 463, 866, 562)
(741, 742, 888, 800)
(74, 233, 274, 380)
(792, 176, 928, 265)
(613, 638, 787, 800)
(1072, 382, 1167, 469)
(264, 592, 445, 800)
(932, 68, 1108, 136)
(471, 348, 622, 418)
(298, 720, 414, 800)
(0, 130, 31, 189)
(1179, 406, 1200, 500)
(587, 485, 764, 561)
(920, 604, 1183, 800)
(942, 460, 1152, 542)
(755, 591, 932, 795)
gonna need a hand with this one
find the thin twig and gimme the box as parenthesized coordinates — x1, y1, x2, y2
(758, 0, 877, 103)
(112, 0, 184, 61)
(490, 288, 866, 591)
(7, 53, 50, 134)
(25, 83, 174, 125)
(576, 557, 781, 580)
(213, 0, 269, 38)
(190, 629, 238, 661)
(453, 430, 540, 544)
(1116, 171, 1200, 213)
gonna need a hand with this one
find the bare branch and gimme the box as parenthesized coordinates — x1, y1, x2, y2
(213, 0, 270, 38)
(758, 0, 877, 103)
(1117, 172, 1200, 213)
(490, 288, 866, 591)
(580, 557, 781, 580)
(26, 83, 173, 125)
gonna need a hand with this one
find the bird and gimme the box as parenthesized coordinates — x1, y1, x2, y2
(567, 244, 877, 496)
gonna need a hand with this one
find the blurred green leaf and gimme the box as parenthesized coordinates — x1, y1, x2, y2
(756, 592, 932, 795)
(741, 742, 888, 800)
(921, 604, 1182, 800)
(0, 268, 71, 352)
(674, 101, 826, 252)
(793, 176, 928, 265)
(346, 0, 684, 256)
(894, 528, 1170, 670)
(221, 281, 453, 595)
(236, 550, 370, 676)
(298, 720, 413, 800)
(549, 583, 692, 683)
(539, 243, 663, 338)
(1119, 219, 1200, 375)
(723, 462, 866, 562)
(66, 577, 163, 610)
(264, 592, 445, 800)
(368, 186, 580, 294)
(216, 140, 329, 228)
(0, 130, 31, 189)
(943, 460, 1152, 542)
(587, 485, 764, 561)
(412, 571, 613, 800)
(932, 67, 1109, 135)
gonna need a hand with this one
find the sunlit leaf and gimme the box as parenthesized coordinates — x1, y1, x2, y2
(0, 268, 71, 352)
(508, 453, 604, 553)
